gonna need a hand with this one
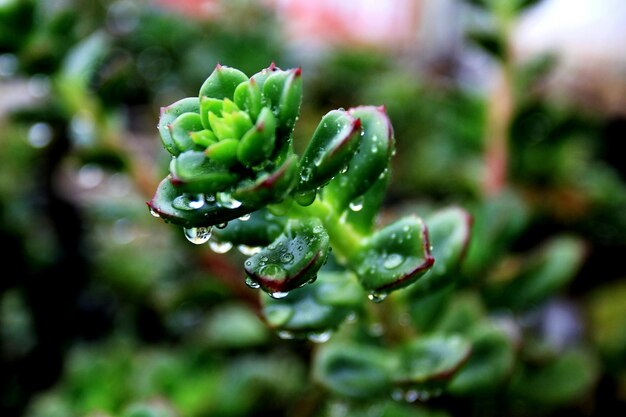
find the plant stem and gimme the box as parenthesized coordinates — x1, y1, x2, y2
(290, 197, 366, 261)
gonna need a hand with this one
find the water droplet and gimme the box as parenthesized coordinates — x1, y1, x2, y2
(368, 292, 388, 303)
(294, 190, 316, 206)
(260, 264, 287, 280)
(339, 165, 348, 174)
(238, 213, 251, 221)
(348, 196, 364, 212)
(184, 226, 212, 244)
(313, 224, 324, 234)
(149, 207, 160, 218)
(277, 330, 295, 340)
(300, 167, 312, 182)
(269, 291, 288, 299)
(216, 192, 242, 209)
(216, 222, 228, 229)
(307, 330, 332, 343)
(205, 194, 216, 202)
(209, 238, 233, 253)
(280, 252, 294, 264)
(173, 194, 204, 211)
(384, 253, 404, 269)
(238, 244, 261, 256)
(189, 194, 205, 209)
(245, 276, 260, 289)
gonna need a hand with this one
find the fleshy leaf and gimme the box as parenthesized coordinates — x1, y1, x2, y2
(205, 138, 239, 166)
(199, 64, 248, 101)
(325, 106, 394, 210)
(233, 78, 263, 121)
(168, 112, 204, 152)
(232, 154, 298, 207)
(408, 207, 472, 298)
(169, 150, 238, 194)
(508, 349, 599, 405)
(244, 218, 329, 295)
(344, 168, 390, 234)
(298, 109, 362, 192)
(261, 271, 363, 336)
(262, 67, 302, 131)
(313, 342, 398, 398)
(237, 107, 277, 167)
(483, 235, 587, 310)
(158, 97, 200, 156)
(212, 209, 286, 247)
(147, 177, 254, 228)
(448, 325, 515, 395)
(394, 335, 472, 387)
(353, 216, 434, 297)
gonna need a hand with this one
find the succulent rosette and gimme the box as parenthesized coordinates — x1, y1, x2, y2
(148, 63, 302, 228)
(147, 64, 471, 313)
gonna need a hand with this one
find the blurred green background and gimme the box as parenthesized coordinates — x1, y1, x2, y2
(1, 0, 625, 416)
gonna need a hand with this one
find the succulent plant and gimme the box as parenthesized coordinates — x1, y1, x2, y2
(148, 63, 469, 303)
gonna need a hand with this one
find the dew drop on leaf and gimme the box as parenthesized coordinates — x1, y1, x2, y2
(294, 190, 316, 206)
(217, 192, 242, 209)
(383, 253, 404, 269)
(149, 207, 160, 218)
(280, 252, 294, 264)
(368, 292, 388, 303)
(245, 276, 261, 289)
(269, 291, 289, 299)
(184, 226, 212, 244)
(238, 213, 251, 221)
(348, 196, 364, 212)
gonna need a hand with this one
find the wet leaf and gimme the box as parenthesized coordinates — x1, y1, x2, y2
(244, 218, 330, 294)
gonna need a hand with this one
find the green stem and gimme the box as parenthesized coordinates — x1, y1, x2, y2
(289, 197, 366, 262)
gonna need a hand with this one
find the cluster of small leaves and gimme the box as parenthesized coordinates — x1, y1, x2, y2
(148, 63, 453, 303)
(147, 64, 596, 404)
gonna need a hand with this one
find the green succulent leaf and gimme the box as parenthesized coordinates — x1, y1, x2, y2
(448, 324, 515, 395)
(205, 138, 239, 166)
(262, 67, 302, 131)
(394, 335, 472, 387)
(244, 218, 330, 295)
(261, 271, 363, 336)
(199, 64, 248, 101)
(169, 112, 204, 152)
(169, 150, 238, 194)
(483, 235, 587, 310)
(200, 96, 223, 129)
(353, 216, 434, 298)
(408, 207, 473, 298)
(325, 106, 394, 210)
(234, 78, 263, 121)
(233, 153, 298, 207)
(344, 168, 390, 234)
(298, 109, 362, 192)
(237, 107, 277, 167)
(313, 342, 398, 398)
(509, 349, 599, 405)
(158, 97, 200, 156)
(147, 177, 253, 228)
(212, 209, 286, 247)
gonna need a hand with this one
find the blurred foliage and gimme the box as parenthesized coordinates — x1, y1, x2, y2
(1, 0, 626, 416)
